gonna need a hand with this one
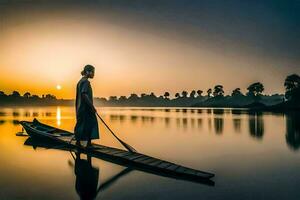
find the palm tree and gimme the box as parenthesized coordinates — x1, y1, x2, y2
(189, 90, 196, 98)
(150, 92, 156, 97)
(11, 91, 21, 98)
(45, 94, 56, 99)
(181, 91, 188, 98)
(213, 85, 224, 97)
(118, 96, 127, 102)
(129, 93, 139, 100)
(231, 88, 242, 97)
(109, 96, 118, 101)
(31, 95, 39, 100)
(247, 82, 264, 99)
(284, 74, 300, 101)
(207, 88, 212, 98)
(0, 91, 6, 97)
(164, 92, 170, 99)
(23, 92, 31, 98)
(196, 90, 203, 97)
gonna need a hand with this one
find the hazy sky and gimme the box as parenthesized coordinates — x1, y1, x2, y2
(0, 0, 299, 98)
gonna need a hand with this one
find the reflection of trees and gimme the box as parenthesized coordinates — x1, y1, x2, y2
(130, 115, 138, 123)
(119, 115, 126, 122)
(182, 118, 188, 129)
(190, 118, 195, 128)
(45, 112, 52, 117)
(12, 120, 20, 125)
(109, 115, 126, 123)
(231, 109, 242, 115)
(208, 118, 212, 131)
(232, 109, 242, 133)
(140, 116, 156, 124)
(13, 111, 20, 117)
(249, 112, 264, 139)
(33, 112, 39, 117)
(286, 112, 300, 151)
(141, 116, 147, 123)
(213, 109, 224, 115)
(233, 119, 241, 133)
(197, 118, 203, 129)
(150, 117, 155, 123)
(110, 115, 119, 122)
(24, 111, 30, 117)
(164, 117, 170, 127)
(176, 118, 181, 128)
(174, 118, 188, 129)
(214, 118, 224, 134)
(212, 109, 224, 134)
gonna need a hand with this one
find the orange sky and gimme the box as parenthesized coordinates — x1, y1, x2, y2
(0, 2, 299, 99)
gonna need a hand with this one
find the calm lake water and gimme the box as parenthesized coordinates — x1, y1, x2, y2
(0, 106, 299, 200)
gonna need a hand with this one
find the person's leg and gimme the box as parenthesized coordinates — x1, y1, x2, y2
(86, 130, 92, 147)
(86, 139, 92, 147)
(75, 152, 81, 159)
(76, 139, 82, 147)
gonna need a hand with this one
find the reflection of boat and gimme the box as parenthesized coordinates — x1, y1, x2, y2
(20, 119, 215, 185)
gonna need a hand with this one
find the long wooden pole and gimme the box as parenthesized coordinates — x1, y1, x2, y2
(96, 112, 137, 152)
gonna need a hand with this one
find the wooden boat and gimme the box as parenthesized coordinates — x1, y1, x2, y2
(20, 119, 215, 185)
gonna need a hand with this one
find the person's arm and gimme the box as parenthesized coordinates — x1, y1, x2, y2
(82, 93, 97, 113)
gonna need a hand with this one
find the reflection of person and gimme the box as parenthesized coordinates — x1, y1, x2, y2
(74, 65, 99, 147)
(75, 153, 99, 200)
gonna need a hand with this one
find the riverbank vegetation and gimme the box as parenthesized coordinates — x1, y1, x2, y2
(1, 74, 299, 110)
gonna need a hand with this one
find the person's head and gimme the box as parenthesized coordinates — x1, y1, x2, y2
(81, 64, 95, 79)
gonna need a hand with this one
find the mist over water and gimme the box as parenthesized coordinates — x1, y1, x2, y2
(0, 106, 299, 199)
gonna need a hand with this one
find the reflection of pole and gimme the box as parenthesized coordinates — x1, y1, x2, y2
(96, 168, 133, 194)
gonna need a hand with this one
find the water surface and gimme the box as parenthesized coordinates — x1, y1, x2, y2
(0, 107, 299, 200)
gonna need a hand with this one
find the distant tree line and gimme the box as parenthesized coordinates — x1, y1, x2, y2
(0, 91, 72, 106)
(94, 74, 299, 108)
(1, 74, 299, 108)
(93, 81, 283, 107)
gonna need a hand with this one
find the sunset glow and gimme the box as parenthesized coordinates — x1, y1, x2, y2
(0, 1, 299, 99)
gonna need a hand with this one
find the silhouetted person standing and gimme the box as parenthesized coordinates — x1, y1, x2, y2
(74, 65, 99, 147)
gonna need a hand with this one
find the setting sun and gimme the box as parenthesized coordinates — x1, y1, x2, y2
(56, 85, 62, 90)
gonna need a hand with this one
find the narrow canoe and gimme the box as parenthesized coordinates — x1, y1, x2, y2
(20, 119, 215, 185)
